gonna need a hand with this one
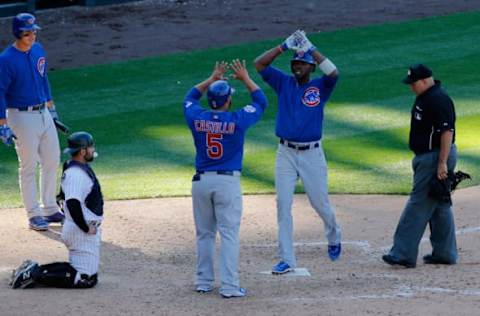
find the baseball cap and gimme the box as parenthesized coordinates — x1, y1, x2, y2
(402, 64, 433, 84)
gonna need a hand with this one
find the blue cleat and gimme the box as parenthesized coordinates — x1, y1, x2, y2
(328, 243, 342, 261)
(45, 211, 65, 223)
(272, 261, 293, 274)
(28, 216, 48, 231)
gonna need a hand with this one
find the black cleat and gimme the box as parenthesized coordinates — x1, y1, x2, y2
(382, 254, 416, 268)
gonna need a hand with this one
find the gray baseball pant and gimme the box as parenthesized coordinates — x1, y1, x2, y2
(7, 108, 60, 218)
(275, 141, 341, 268)
(192, 172, 243, 292)
(388, 145, 458, 264)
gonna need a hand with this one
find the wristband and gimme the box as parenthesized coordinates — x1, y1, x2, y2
(319, 58, 337, 75)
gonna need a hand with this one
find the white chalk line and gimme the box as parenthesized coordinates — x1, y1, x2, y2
(0, 267, 13, 273)
(247, 240, 374, 254)
(257, 285, 480, 303)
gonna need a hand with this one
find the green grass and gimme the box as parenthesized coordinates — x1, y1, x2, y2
(1, 11, 480, 208)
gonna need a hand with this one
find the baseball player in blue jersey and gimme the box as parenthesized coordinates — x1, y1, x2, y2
(254, 30, 342, 274)
(0, 13, 64, 230)
(184, 60, 267, 298)
(10, 131, 103, 289)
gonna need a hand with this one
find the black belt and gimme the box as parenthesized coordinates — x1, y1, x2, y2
(193, 170, 237, 182)
(197, 170, 235, 176)
(280, 139, 319, 150)
(17, 103, 46, 112)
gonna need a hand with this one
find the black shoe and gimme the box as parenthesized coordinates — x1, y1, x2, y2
(423, 254, 455, 265)
(382, 254, 416, 268)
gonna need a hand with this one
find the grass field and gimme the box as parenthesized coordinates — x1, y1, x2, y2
(1, 11, 479, 208)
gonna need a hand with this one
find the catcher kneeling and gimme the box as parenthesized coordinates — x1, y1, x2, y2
(10, 131, 104, 289)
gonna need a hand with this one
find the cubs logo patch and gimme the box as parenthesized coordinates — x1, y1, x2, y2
(37, 57, 46, 77)
(243, 104, 256, 113)
(302, 87, 321, 107)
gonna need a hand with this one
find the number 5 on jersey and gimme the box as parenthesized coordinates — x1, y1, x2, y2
(207, 133, 223, 159)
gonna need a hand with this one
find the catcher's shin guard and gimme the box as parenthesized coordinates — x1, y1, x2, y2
(33, 262, 77, 288)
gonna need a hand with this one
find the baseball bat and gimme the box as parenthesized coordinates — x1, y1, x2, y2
(54, 119, 70, 135)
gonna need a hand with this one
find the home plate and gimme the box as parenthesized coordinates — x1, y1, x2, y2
(260, 268, 311, 277)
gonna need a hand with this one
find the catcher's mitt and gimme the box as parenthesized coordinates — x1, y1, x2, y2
(428, 170, 471, 204)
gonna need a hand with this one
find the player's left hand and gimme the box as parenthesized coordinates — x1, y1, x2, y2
(437, 162, 448, 180)
(87, 223, 98, 235)
(210, 61, 229, 81)
(0, 124, 16, 146)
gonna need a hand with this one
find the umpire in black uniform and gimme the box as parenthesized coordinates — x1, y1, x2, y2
(383, 64, 457, 268)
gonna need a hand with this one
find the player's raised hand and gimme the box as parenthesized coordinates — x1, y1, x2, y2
(295, 30, 316, 54)
(211, 61, 229, 81)
(230, 59, 250, 82)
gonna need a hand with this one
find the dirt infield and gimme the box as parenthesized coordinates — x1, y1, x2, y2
(1, 0, 480, 70)
(1, 186, 479, 315)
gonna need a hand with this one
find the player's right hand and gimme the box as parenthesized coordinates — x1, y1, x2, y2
(0, 124, 16, 146)
(210, 61, 229, 81)
(281, 30, 304, 51)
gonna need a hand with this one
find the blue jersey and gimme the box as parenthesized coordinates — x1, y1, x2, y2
(0, 42, 52, 119)
(184, 87, 267, 171)
(259, 65, 338, 142)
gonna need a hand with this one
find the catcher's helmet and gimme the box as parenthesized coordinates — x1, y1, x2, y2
(291, 51, 316, 66)
(64, 132, 95, 155)
(207, 80, 232, 109)
(12, 13, 41, 39)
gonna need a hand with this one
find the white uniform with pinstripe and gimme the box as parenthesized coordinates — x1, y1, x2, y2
(60, 166, 102, 276)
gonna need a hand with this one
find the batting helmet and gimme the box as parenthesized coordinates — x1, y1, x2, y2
(291, 51, 316, 66)
(64, 132, 95, 155)
(12, 13, 41, 39)
(207, 80, 232, 109)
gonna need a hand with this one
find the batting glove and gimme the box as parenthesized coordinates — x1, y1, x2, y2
(0, 124, 16, 146)
(281, 30, 304, 51)
(295, 30, 316, 54)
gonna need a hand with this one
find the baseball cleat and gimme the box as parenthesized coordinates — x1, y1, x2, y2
(271, 261, 293, 274)
(10, 260, 38, 289)
(423, 254, 455, 265)
(196, 284, 214, 293)
(220, 287, 246, 298)
(328, 243, 342, 261)
(28, 216, 48, 231)
(45, 211, 65, 224)
(382, 254, 416, 268)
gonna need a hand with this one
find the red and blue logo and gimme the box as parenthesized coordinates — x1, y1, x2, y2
(302, 87, 321, 107)
(37, 57, 46, 77)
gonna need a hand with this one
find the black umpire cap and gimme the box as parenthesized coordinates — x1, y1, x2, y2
(402, 64, 433, 84)
(64, 131, 95, 155)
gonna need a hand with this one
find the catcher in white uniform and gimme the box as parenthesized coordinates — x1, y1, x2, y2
(10, 132, 104, 289)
